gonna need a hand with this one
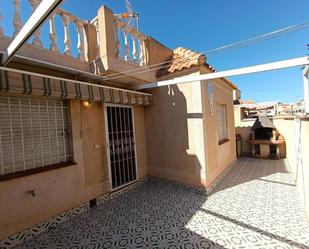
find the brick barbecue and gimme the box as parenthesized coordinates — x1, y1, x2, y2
(248, 116, 285, 159)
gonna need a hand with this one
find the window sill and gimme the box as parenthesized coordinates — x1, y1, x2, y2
(218, 139, 230, 145)
(0, 161, 77, 182)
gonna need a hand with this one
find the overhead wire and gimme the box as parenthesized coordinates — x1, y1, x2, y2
(102, 22, 309, 81)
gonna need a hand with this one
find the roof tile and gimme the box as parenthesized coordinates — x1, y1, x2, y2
(157, 47, 238, 90)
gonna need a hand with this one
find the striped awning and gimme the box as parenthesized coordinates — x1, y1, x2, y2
(0, 67, 152, 106)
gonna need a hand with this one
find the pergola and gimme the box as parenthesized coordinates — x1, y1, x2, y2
(1, 0, 309, 112)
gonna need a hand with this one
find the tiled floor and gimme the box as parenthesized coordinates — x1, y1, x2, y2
(14, 158, 309, 249)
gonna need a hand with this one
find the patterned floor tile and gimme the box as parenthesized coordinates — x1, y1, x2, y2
(11, 158, 309, 249)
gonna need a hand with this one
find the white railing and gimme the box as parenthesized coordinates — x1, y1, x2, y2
(114, 18, 148, 66)
(0, 2, 151, 68)
(0, 1, 88, 61)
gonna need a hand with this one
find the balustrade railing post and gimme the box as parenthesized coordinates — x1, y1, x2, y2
(76, 21, 85, 61)
(61, 14, 72, 56)
(123, 26, 130, 61)
(115, 21, 122, 58)
(13, 0, 22, 37)
(131, 31, 138, 63)
(138, 35, 146, 66)
(29, 0, 42, 47)
(49, 14, 58, 52)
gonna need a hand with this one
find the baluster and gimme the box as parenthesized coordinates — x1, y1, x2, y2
(123, 26, 130, 61)
(0, 11, 3, 37)
(138, 35, 146, 66)
(49, 14, 58, 52)
(29, 0, 42, 47)
(61, 14, 72, 56)
(76, 21, 85, 61)
(115, 21, 121, 58)
(131, 31, 138, 63)
(13, 0, 22, 37)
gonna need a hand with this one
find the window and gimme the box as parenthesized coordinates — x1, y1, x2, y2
(0, 96, 73, 178)
(216, 104, 228, 144)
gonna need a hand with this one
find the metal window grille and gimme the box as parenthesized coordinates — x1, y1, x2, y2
(0, 95, 73, 175)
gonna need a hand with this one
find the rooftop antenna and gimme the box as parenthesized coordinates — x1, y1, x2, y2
(115, 0, 140, 30)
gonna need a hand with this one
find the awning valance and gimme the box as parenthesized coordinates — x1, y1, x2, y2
(0, 67, 152, 106)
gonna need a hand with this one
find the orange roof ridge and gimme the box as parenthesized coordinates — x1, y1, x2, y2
(157, 47, 238, 90)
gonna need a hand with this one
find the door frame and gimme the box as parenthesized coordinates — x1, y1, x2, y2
(104, 103, 139, 191)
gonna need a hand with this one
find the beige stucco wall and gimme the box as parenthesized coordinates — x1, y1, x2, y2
(234, 106, 256, 156)
(273, 118, 309, 217)
(201, 77, 237, 187)
(0, 100, 147, 240)
(145, 74, 207, 187)
(144, 69, 236, 188)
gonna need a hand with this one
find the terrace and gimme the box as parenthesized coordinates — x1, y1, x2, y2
(0, 2, 309, 249)
(8, 158, 309, 249)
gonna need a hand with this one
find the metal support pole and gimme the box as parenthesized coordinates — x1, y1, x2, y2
(304, 67, 309, 114)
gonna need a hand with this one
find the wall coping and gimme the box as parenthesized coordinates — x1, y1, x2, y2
(272, 115, 309, 121)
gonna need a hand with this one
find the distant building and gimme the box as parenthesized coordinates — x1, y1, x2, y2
(277, 100, 305, 116)
(277, 103, 293, 116)
(293, 99, 305, 114)
(234, 101, 278, 122)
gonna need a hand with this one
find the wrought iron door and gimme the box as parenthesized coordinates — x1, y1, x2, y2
(105, 105, 137, 190)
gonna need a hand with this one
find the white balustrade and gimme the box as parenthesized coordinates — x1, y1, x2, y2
(138, 34, 146, 66)
(114, 18, 148, 66)
(123, 27, 130, 61)
(13, 0, 22, 37)
(131, 31, 138, 62)
(49, 14, 58, 52)
(6, 1, 152, 65)
(115, 20, 122, 58)
(76, 21, 85, 61)
(61, 13, 72, 56)
(6, 1, 88, 60)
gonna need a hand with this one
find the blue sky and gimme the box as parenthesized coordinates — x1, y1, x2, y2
(1, 0, 308, 103)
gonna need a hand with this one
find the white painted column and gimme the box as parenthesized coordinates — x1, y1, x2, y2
(62, 14, 72, 56)
(76, 21, 85, 61)
(49, 14, 58, 52)
(304, 67, 309, 114)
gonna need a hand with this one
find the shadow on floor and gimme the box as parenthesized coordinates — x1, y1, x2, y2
(14, 158, 309, 249)
(200, 209, 308, 249)
(16, 178, 226, 249)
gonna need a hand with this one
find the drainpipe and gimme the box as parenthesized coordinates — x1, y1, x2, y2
(304, 66, 309, 114)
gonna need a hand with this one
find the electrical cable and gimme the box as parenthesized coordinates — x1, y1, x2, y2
(102, 22, 309, 81)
